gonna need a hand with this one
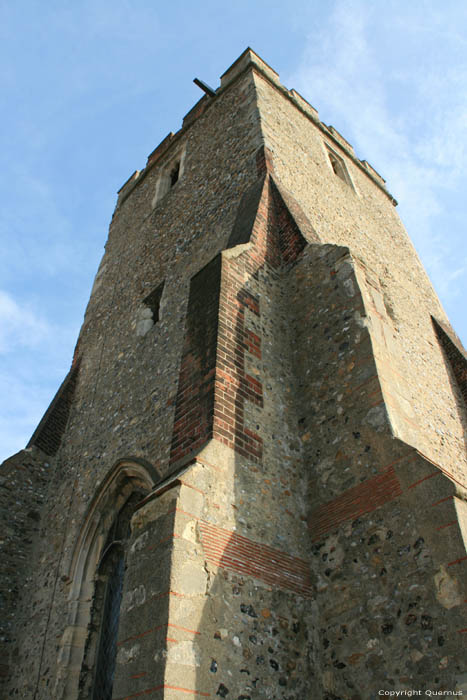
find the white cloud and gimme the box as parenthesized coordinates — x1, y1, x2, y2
(0, 290, 50, 353)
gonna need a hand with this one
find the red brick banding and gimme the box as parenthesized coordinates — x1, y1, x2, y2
(308, 467, 403, 541)
(200, 521, 312, 598)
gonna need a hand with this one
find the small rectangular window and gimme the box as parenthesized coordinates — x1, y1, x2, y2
(170, 161, 180, 187)
(143, 283, 164, 324)
(325, 144, 352, 187)
(136, 282, 164, 336)
(152, 146, 186, 207)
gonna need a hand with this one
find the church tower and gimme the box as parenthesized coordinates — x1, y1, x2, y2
(2, 49, 467, 699)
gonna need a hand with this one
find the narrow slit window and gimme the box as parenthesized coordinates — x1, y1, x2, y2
(143, 282, 164, 324)
(135, 282, 164, 336)
(326, 145, 350, 185)
(152, 146, 186, 208)
(170, 161, 180, 187)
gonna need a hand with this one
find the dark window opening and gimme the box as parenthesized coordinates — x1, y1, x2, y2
(152, 148, 185, 207)
(79, 492, 145, 700)
(326, 145, 350, 185)
(92, 552, 124, 700)
(143, 282, 164, 324)
(170, 161, 180, 187)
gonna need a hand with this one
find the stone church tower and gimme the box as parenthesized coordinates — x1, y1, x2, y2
(1, 49, 467, 699)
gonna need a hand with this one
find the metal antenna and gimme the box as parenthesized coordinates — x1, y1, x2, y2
(193, 77, 216, 97)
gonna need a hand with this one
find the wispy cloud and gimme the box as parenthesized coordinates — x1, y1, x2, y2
(0, 290, 49, 353)
(287, 0, 467, 324)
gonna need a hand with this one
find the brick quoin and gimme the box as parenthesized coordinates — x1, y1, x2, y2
(169, 256, 221, 465)
(270, 180, 307, 265)
(213, 260, 264, 462)
(170, 176, 307, 465)
(212, 177, 307, 461)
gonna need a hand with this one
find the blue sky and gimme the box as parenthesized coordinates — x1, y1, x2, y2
(1, 0, 466, 462)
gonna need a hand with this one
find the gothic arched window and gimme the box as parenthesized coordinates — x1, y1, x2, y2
(92, 547, 124, 699)
(80, 492, 142, 700)
(55, 461, 156, 700)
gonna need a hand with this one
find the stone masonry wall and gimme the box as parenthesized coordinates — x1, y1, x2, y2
(252, 67, 467, 480)
(0, 448, 50, 693)
(27, 364, 80, 456)
(432, 317, 467, 408)
(156, 200, 313, 697)
(289, 243, 467, 696)
(111, 162, 316, 698)
(112, 486, 176, 698)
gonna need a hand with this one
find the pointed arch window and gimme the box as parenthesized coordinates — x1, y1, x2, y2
(56, 461, 157, 700)
(83, 493, 141, 700)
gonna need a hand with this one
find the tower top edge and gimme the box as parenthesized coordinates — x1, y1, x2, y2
(116, 48, 396, 207)
(219, 47, 280, 86)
